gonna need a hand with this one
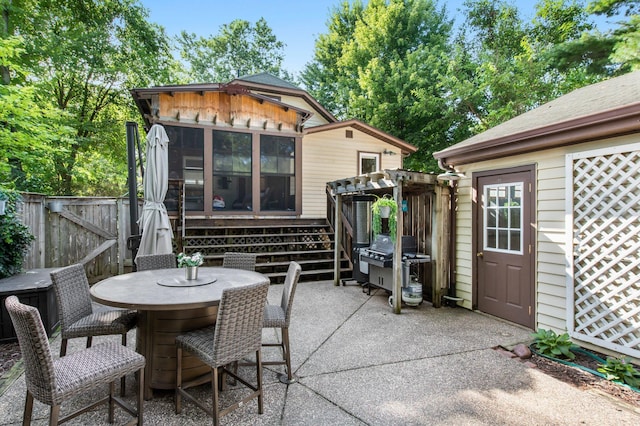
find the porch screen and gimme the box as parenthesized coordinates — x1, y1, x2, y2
(165, 126, 204, 212)
(260, 135, 295, 211)
(212, 130, 252, 211)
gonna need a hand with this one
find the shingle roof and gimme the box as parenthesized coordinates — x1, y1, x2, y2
(236, 72, 301, 90)
(434, 71, 640, 165)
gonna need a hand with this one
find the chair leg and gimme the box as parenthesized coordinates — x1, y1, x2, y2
(108, 382, 115, 423)
(175, 347, 183, 414)
(212, 367, 220, 426)
(120, 333, 127, 396)
(256, 349, 264, 414)
(59, 339, 68, 357)
(137, 367, 145, 425)
(23, 391, 34, 425)
(49, 405, 60, 426)
(282, 327, 293, 382)
(86, 336, 93, 348)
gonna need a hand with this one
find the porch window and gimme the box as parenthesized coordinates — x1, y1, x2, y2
(483, 183, 523, 254)
(359, 152, 380, 174)
(212, 130, 252, 211)
(165, 126, 204, 212)
(260, 135, 295, 211)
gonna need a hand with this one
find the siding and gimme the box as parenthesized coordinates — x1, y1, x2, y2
(301, 127, 403, 218)
(453, 133, 638, 331)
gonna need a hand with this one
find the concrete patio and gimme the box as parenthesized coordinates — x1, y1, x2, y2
(1, 279, 639, 425)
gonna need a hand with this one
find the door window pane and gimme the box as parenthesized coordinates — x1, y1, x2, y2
(483, 182, 523, 253)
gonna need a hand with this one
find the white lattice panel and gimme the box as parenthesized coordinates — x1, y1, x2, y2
(568, 145, 640, 358)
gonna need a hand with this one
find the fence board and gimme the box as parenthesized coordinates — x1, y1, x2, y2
(16, 194, 141, 283)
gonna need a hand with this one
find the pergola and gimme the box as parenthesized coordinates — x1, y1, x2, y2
(327, 170, 453, 313)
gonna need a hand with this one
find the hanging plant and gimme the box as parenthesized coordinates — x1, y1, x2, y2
(371, 194, 398, 240)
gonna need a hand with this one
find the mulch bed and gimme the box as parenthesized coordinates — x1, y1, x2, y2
(521, 347, 640, 408)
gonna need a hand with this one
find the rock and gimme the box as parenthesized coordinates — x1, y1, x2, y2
(513, 343, 532, 359)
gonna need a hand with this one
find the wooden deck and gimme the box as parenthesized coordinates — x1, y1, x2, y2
(177, 219, 351, 283)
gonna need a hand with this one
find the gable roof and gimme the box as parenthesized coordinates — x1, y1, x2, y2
(229, 73, 337, 123)
(235, 72, 301, 90)
(434, 71, 640, 167)
(305, 118, 418, 155)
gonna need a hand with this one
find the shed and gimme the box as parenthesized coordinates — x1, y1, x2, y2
(434, 71, 640, 358)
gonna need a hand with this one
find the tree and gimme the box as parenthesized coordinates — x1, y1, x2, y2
(178, 18, 292, 83)
(303, 0, 454, 172)
(4, 0, 177, 195)
(0, 35, 73, 192)
(588, 0, 640, 69)
(444, 0, 612, 138)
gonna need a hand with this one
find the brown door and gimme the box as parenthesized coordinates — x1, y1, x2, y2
(474, 166, 535, 329)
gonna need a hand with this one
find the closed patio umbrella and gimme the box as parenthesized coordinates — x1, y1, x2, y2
(136, 124, 173, 259)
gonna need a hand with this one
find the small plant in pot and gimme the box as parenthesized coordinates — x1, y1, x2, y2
(371, 194, 398, 240)
(0, 189, 35, 279)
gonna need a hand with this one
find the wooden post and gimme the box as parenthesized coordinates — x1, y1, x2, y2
(432, 184, 451, 308)
(392, 182, 403, 313)
(334, 193, 342, 286)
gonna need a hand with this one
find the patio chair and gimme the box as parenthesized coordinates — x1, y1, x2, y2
(50, 264, 137, 394)
(175, 280, 270, 425)
(222, 252, 257, 271)
(262, 261, 301, 384)
(135, 253, 177, 271)
(4, 295, 145, 426)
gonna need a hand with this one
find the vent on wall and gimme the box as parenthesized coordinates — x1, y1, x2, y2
(346, 130, 353, 138)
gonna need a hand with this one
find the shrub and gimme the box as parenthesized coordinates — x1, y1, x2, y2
(598, 357, 640, 388)
(0, 189, 35, 278)
(531, 329, 576, 360)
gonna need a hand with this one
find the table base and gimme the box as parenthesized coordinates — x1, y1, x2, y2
(137, 306, 218, 399)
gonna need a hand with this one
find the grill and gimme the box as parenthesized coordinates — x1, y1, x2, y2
(360, 235, 431, 294)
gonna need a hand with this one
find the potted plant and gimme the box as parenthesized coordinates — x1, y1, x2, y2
(0, 189, 35, 278)
(371, 194, 398, 239)
(177, 252, 204, 280)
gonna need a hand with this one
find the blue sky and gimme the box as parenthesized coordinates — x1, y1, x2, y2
(139, 0, 614, 76)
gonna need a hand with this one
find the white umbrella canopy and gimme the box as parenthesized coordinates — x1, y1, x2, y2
(135, 124, 173, 259)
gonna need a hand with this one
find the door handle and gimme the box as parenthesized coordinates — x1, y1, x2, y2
(476, 252, 483, 258)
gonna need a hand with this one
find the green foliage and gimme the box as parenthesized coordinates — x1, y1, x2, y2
(531, 329, 576, 360)
(371, 195, 398, 239)
(597, 357, 640, 388)
(0, 189, 35, 278)
(178, 18, 292, 83)
(302, 0, 454, 172)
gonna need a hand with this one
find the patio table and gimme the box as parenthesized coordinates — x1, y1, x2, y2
(90, 267, 269, 399)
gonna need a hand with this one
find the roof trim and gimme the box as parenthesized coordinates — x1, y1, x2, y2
(129, 83, 314, 128)
(434, 102, 640, 167)
(305, 119, 418, 154)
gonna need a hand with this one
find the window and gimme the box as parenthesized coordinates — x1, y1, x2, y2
(165, 126, 204, 212)
(359, 152, 380, 174)
(483, 183, 523, 254)
(260, 135, 295, 211)
(212, 130, 252, 211)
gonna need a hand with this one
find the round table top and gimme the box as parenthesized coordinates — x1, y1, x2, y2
(90, 267, 269, 311)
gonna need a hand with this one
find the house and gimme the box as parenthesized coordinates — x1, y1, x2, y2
(129, 73, 417, 281)
(433, 71, 640, 358)
(130, 73, 417, 220)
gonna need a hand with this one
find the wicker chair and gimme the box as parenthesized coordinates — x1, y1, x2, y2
(135, 253, 177, 271)
(4, 296, 145, 425)
(262, 261, 301, 384)
(175, 280, 270, 425)
(222, 252, 257, 271)
(50, 264, 137, 394)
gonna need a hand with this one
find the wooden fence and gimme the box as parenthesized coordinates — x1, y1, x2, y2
(17, 193, 140, 283)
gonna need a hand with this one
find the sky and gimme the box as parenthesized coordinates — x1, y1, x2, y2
(139, 0, 615, 76)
